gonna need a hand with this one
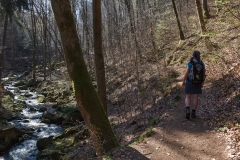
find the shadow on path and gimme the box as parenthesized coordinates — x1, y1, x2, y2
(131, 85, 227, 160)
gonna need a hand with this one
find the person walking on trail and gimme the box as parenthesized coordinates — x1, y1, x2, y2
(182, 50, 206, 119)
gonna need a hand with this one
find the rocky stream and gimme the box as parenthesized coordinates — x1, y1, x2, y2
(0, 73, 89, 160)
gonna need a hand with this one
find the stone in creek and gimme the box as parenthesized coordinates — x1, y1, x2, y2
(22, 119, 30, 123)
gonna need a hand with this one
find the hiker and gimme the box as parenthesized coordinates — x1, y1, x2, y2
(182, 50, 206, 119)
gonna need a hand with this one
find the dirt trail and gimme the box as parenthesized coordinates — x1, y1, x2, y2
(131, 84, 227, 160)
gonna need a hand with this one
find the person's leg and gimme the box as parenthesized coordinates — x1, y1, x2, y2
(191, 94, 199, 118)
(185, 94, 192, 107)
(192, 94, 199, 110)
(185, 94, 192, 119)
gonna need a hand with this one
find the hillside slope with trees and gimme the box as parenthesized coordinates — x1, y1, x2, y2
(0, 0, 239, 159)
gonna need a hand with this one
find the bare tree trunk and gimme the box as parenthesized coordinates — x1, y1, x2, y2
(93, 0, 107, 113)
(30, 0, 36, 79)
(202, 0, 210, 18)
(172, 0, 185, 40)
(196, 0, 212, 51)
(43, 0, 47, 80)
(146, 1, 157, 51)
(124, 0, 140, 79)
(50, 0, 119, 157)
(0, 14, 8, 82)
(195, 0, 207, 34)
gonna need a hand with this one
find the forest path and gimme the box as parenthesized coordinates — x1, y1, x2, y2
(130, 69, 228, 160)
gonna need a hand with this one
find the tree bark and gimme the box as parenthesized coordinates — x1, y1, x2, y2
(30, 0, 36, 79)
(93, 0, 107, 113)
(50, 0, 119, 157)
(196, 0, 213, 51)
(0, 14, 8, 82)
(202, 0, 210, 18)
(195, 0, 207, 34)
(172, 0, 185, 40)
(43, 0, 47, 81)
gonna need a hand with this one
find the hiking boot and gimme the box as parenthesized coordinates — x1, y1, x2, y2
(186, 108, 190, 119)
(191, 111, 196, 118)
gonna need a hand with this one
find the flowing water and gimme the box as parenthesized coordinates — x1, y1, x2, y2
(0, 78, 63, 160)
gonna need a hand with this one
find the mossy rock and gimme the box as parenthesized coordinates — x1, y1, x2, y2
(74, 128, 89, 142)
(54, 127, 78, 139)
(13, 81, 26, 87)
(18, 134, 28, 143)
(17, 95, 25, 99)
(37, 138, 74, 160)
(37, 149, 63, 160)
(37, 96, 46, 103)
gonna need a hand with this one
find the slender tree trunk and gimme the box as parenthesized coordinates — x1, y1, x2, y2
(172, 0, 185, 40)
(195, 0, 207, 34)
(146, 1, 157, 51)
(93, 0, 107, 113)
(124, 0, 140, 79)
(11, 24, 14, 69)
(0, 14, 8, 82)
(202, 0, 210, 18)
(30, 1, 36, 79)
(43, 0, 47, 80)
(196, 0, 212, 51)
(50, 0, 119, 157)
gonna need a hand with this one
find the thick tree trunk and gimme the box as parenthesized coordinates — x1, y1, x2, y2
(93, 0, 107, 113)
(50, 0, 119, 157)
(0, 14, 8, 82)
(202, 0, 210, 18)
(172, 0, 185, 40)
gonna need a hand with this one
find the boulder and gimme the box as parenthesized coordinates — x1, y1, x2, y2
(26, 79, 39, 87)
(22, 119, 30, 123)
(13, 81, 26, 87)
(54, 127, 78, 139)
(37, 136, 74, 159)
(0, 144, 7, 152)
(41, 112, 64, 125)
(39, 107, 47, 112)
(0, 127, 19, 152)
(23, 92, 33, 98)
(37, 136, 54, 151)
(66, 107, 84, 122)
(37, 96, 46, 103)
(18, 85, 28, 90)
(74, 126, 89, 142)
(17, 127, 35, 135)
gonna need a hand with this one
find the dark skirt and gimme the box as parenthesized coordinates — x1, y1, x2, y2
(185, 83, 202, 94)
